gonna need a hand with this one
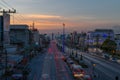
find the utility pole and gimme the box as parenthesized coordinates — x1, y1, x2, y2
(62, 23, 65, 53)
(96, 34, 99, 53)
(32, 21, 35, 30)
(0, 9, 16, 13)
(0, 9, 16, 80)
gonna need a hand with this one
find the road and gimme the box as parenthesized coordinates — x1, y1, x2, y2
(61, 43, 120, 80)
(82, 52, 120, 80)
(28, 41, 74, 80)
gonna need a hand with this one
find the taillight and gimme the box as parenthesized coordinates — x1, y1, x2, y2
(73, 72, 76, 75)
(88, 78, 92, 80)
(81, 70, 85, 74)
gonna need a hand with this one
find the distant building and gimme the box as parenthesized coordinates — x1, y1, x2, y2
(78, 32, 86, 50)
(72, 31, 79, 44)
(86, 29, 114, 53)
(115, 34, 120, 54)
(10, 25, 30, 47)
(31, 29, 40, 46)
(85, 31, 94, 47)
(86, 29, 114, 47)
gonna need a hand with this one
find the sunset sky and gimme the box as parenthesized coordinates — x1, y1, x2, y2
(1, 0, 120, 33)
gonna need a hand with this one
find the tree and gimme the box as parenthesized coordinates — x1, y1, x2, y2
(101, 39, 117, 55)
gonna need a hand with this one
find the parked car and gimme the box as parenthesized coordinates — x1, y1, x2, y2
(110, 57, 117, 62)
(12, 72, 23, 80)
(83, 75, 92, 80)
(103, 54, 110, 60)
(67, 59, 74, 67)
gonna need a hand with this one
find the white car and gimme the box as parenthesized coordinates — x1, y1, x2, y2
(83, 75, 92, 80)
(12, 73, 23, 80)
(41, 74, 51, 80)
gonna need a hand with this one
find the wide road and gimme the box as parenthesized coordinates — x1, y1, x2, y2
(82, 52, 120, 80)
(28, 41, 74, 80)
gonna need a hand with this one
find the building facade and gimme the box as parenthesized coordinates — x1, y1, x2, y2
(10, 25, 30, 47)
(86, 29, 114, 53)
(115, 34, 120, 54)
(86, 29, 114, 47)
(31, 29, 40, 46)
(0, 13, 10, 47)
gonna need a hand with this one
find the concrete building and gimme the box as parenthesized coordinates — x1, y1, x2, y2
(115, 34, 120, 54)
(72, 31, 79, 44)
(85, 31, 94, 47)
(86, 29, 114, 53)
(10, 25, 30, 47)
(0, 13, 10, 47)
(78, 32, 86, 51)
(86, 29, 114, 47)
(31, 29, 40, 46)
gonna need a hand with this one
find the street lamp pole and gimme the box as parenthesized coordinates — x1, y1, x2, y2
(62, 23, 65, 53)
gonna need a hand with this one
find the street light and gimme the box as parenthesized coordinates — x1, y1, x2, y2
(92, 62, 96, 78)
(62, 23, 65, 53)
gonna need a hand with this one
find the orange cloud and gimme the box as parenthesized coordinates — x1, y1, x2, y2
(25, 14, 62, 19)
(10, 14, 118, 32)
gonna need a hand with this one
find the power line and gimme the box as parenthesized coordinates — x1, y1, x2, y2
(0, 1, 9, 9)
(1, 0, 14, 10)
(0, 0, 33, 26)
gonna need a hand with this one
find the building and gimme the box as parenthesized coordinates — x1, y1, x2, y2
(10, 25, 30, 47)
(86, 29, 114, 47)
(0, 13, 10, 47)
(77, 32, 86, 51)
(115, 34, 120, 54)
(72, 31, 79, 44)
(31, 29, 40, 46)
(86, 29, 114, 53)
(85, 31, 94, 47)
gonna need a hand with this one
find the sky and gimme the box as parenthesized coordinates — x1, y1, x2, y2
(1, 0, 120, 33)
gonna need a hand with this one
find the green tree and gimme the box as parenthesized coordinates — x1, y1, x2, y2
(101, 39, 117, 55)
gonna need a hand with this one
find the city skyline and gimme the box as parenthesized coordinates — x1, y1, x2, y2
(1, 0, 120, 33)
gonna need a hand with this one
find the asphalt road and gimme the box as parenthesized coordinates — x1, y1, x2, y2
(82, 53, 120, 80)
(28, 41, 74, 80)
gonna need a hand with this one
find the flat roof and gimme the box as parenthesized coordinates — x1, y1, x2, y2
(95, 29, 113, 32)
(10, 24, 29, 29)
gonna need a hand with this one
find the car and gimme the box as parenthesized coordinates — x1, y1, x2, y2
(110, 57, 117, 62)
(12, 72, 23, 80)
(71, 64, 85, 78)
(83, 75, 92, 80)
(61, 55, 66, 61)
(41, 74, 51, 80)
(67, 59, 74, 67)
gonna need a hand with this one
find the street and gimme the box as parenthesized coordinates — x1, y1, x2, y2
(28, 41, 74, 80)
(82, 52, 120, 80)
(28, 41, 120, 80)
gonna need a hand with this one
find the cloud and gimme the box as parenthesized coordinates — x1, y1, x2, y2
(11, 13, 64, 26)
(19, 14, 62, 20)
(10, 13, 120, 33)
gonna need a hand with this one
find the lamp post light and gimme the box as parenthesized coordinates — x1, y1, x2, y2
(62, 23, 65, 53)
(92, 63, 96, 78)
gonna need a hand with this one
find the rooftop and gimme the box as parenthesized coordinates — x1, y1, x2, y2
(95, 29, 114, 32)
(10, 24, 29, 30)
